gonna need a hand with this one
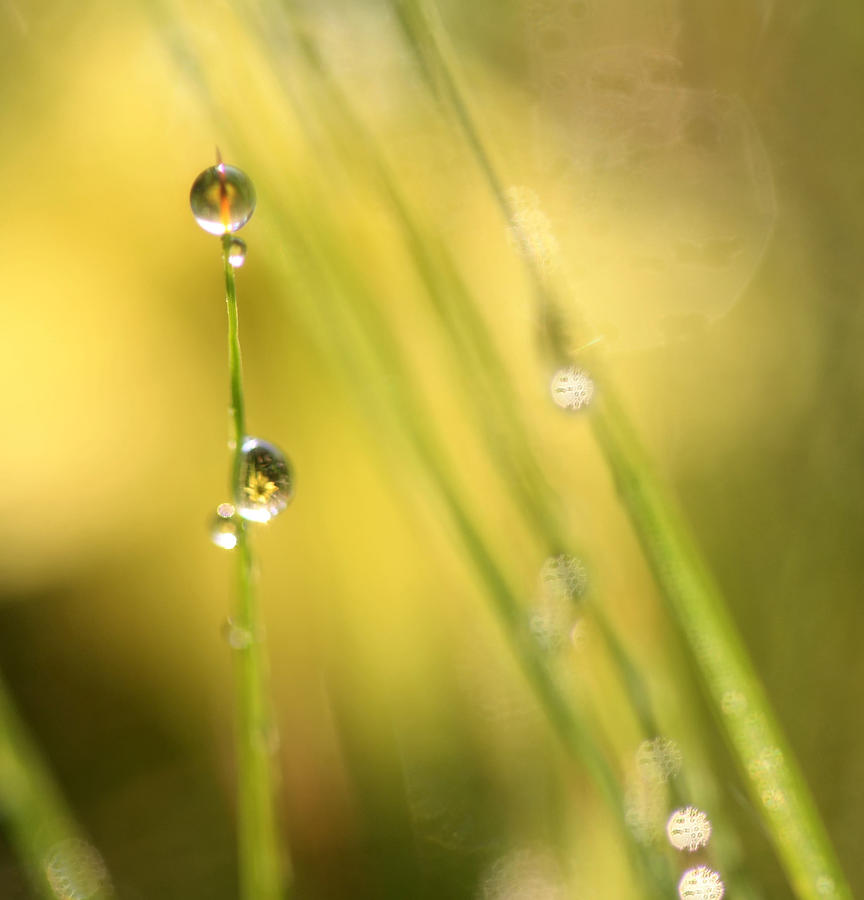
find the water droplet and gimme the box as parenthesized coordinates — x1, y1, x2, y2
(481, 846, 567, 900)
(190, 163, 256, 235)
(720, 690, 747, 716)
(550, 366, 595, 411)
(227, 237, 247, 267)
(666, 806, 712, 852)
(210, 505, 239, 550)
(816, 876, 837, 897)
(44, 839, 109, 900)
(222, 618, 253, 650)
(505, 185, 560, 273)
(539, 554, 588, 603)
(678, 866, 725, 900)
(235, 437, 294, 523)
(636, 737, 682, 783)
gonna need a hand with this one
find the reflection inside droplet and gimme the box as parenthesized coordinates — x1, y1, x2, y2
(189, 163, 256, 235)
(235, 437, 294, 523)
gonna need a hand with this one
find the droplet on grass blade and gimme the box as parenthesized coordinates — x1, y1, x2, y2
(235, 437, 293, 523)
(44, 839, 109, 900)
(210, 504, 239, 550)
(226, 237, 247, 267)
(678, 866, 724, 900)
(550, 366, 595, 411)
(222, 618, 253, 650)
(190, 163, 256, 235)
(666, 806, 712, 852)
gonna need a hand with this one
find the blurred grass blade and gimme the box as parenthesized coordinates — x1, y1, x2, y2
(391, 0, 853, 896)
(590, 385, 850, 900)
(0, 673, 113, 900)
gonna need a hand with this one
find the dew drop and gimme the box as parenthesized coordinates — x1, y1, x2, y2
(210, 504, 239, 550)
(480, 846, 567, 900)
(235, 437, 294, 523)
(540, 554, 588, 603)
(666, 806, 712, 852)
(816, 876, 837, 897)
(550, 366, 595, 411)
(44, 839, 109, 900)
(636, 736, 682, 783)
(227, 237, 247, 268)
(678, 866, 724, 900)
(190, 163, 256, 235)
(222, 618, 253, 650)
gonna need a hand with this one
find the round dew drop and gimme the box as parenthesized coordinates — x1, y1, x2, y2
(227, 237, 247, 267)
(210, 505, 239, 550)
(235, 437, 294, 523)
(190, 163, 256, 235)
(666, 806, 712, 852)
(550, 366, 595, 411)
(678, 866, 724, 900)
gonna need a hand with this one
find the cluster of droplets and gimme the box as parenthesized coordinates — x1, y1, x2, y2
(208, 436, 294, 551)
(626, 737, 724, 899)
(550, 366, 595, 411)
(529, 554, 588, 653)
(190, 160, 296, 549)
(625, 737, 681, 845)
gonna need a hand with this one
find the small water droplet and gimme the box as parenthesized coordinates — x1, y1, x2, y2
(720, 690, 747, 716)
(816, 875, 837, 897)
(550, 366, 595, 411)
(666, 806, 712, 852)
(190, 163, 256, 235)
(227, 237, 247, 267)
(235, 437, 294, 523)
(540, 554, 588, 603)
(678, 866, 724, 900)
(210, 505, 239, 550)
(44, 839, 109, 900)
(222, 618, 253, 650)
(636, 737, 682, 783)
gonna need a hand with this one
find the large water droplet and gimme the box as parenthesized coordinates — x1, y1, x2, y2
(550, 366, 595, 411)
(235, 437, 293, 523)
(190, 163, 256, 235)
(227, 237, 247, 267)
(210, 503, 239, 550)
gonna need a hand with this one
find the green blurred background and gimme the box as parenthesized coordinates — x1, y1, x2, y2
(0, 0, 862, 896)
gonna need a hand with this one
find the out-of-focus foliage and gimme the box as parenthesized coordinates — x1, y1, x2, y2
(0, 0, 862, 896)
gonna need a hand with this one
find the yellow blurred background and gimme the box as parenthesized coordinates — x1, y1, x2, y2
(0, 0, 862, 896)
